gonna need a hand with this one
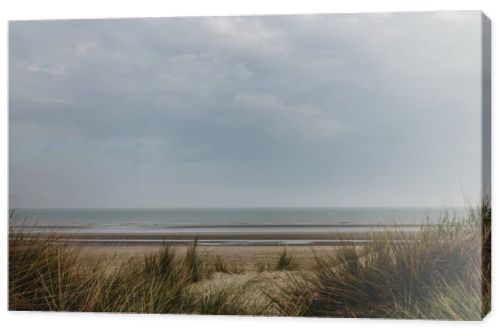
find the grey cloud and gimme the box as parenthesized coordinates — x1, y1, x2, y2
(9, 12, 483, 208)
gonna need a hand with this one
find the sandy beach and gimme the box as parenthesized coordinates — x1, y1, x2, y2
(23, 227, 422, 272)
(30, 226, 421, 246)
(76, 243, 339, 271)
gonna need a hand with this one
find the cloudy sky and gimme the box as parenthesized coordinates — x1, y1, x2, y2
(9, 12, 483, 208)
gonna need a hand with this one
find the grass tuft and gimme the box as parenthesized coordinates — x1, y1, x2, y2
(270, 209, 486, 319)
(275, 248, 298, 271)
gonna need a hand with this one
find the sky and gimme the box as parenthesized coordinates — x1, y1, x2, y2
(9, 12, 484, 208)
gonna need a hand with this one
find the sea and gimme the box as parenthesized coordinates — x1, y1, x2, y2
(9, 207, 466, 245)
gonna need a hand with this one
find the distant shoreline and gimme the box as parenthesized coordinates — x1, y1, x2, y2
(11, 222, 426, 229)
(12, 226, 424, 246)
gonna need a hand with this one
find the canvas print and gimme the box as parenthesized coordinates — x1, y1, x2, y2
(8, 11, 491, 319)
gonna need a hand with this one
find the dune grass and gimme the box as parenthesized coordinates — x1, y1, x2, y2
(269, 207, 489, 320)
(9, 232, 193, 313)
(275, 248, 298, 271)
(9, 204, 490, 319)
(255, 248, 298, 272)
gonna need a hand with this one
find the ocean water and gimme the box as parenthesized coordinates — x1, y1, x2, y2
(9, 207, 468, 245)
(9, 207, 462, 233)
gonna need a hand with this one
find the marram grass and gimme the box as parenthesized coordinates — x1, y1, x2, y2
(9, 205, 490, 319)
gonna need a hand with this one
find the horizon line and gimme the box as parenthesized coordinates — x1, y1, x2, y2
(9, 205, 467, 210)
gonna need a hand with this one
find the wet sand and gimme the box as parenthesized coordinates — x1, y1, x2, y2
(36, 228, 420, 246)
